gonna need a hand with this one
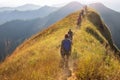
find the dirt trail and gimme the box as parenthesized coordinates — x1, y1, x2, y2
(58, 12, 83, 80)
(58, 57, 78, 80)
(67, 58, 78, 80)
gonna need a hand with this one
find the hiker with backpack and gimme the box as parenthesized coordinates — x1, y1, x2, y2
(60, 34, 72, 68)
(81, 9, 85, 18)
(77, 13, 82, 29)
(84, 5, 88, 13)
(68, 29, 73, 41)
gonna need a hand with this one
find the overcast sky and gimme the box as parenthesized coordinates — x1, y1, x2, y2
(0, 0, 120, 12)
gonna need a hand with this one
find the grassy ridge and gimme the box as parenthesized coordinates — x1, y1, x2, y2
(0, 9, 120, 80)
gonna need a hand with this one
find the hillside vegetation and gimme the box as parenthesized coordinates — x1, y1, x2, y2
(0, 2, 82, 61)
(0, 9, 120, 80)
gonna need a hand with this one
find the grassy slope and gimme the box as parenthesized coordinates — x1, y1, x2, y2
(0, 9, 120, 80)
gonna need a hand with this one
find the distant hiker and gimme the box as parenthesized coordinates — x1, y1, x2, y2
(68, 29, 73, 41)
(83, 5, 88, 15)
(84, 5, 88, 13)
(60, 34, 72, 68)
(77, 13, 82, 29)
(81, 9, 85, 18)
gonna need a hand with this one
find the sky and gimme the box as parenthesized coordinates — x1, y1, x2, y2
(0, 0, 120, 12)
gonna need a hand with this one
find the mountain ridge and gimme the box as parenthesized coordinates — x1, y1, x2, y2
(0, 2, 83, 61)
(0, 8, 120, 80)
(89, 3, 120, 49)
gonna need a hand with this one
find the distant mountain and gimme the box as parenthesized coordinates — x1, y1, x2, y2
(0, 2, 83, 61)
(15, 4, 41, 11)
(44, 1, 83, 27)
(0, 4, 41, 12)
(52, 3, 66, 7)
(90, 3, 120, 49)
(0, 19, 43, 61)
(0, 7, 14, 12)
(0, 6, 57, 25)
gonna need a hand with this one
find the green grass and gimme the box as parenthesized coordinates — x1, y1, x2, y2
(0, 9, 120, 80)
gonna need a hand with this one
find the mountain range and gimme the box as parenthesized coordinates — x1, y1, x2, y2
(0, 2, 83, 61)
(0, 4, 41, 12)
(0, 8, 120, 80)
(0, 1, 120, 62)
(0, 6, 57, 25)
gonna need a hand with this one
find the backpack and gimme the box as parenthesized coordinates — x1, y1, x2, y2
(68, 31, 73, 40)
(62, 39, 71, 52)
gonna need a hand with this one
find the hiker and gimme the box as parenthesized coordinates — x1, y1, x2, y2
(84, 5, 87, 13)
(60, 34, 72, 68)
(76, 13, 82, 29)
(83, 5, 88, 15)
(81, 9, 85, 18)
(68, 29, 73, 41)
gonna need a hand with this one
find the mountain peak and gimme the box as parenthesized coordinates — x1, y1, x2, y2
(90, 2, 104, 6)
(89, 2, 107, 9)
(65, 1, 83, 7)
(41, 5, 55, 8)
(17, 4, 41, 8)
(15, 4, 41, 11)
(23, 4, 40, 6)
